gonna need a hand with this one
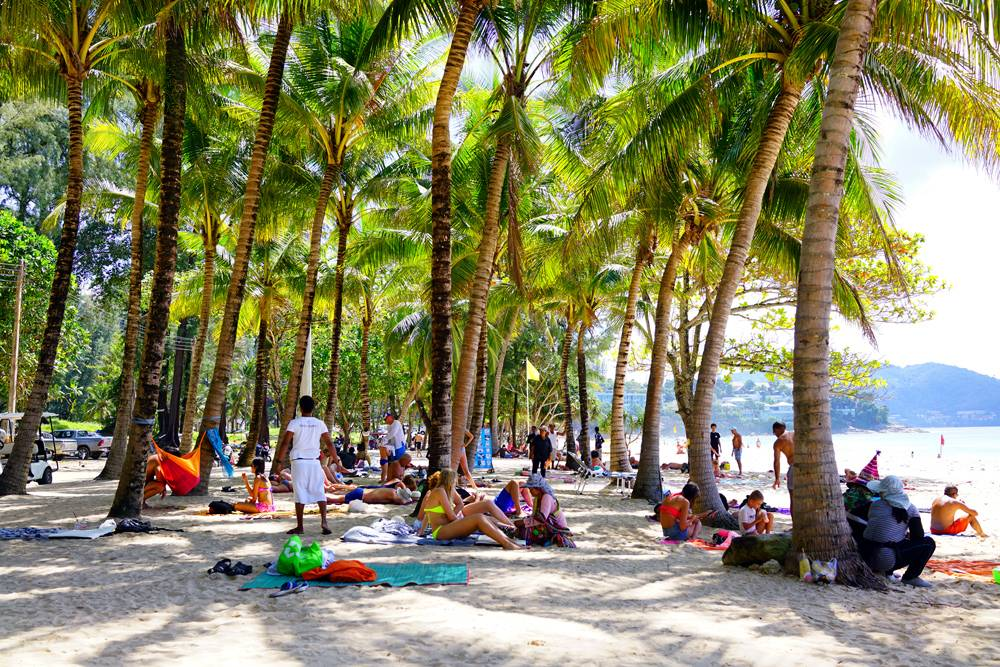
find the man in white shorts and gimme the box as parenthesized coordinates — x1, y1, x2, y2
(275, 395, 338, 535)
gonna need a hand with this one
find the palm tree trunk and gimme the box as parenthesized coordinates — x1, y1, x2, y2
(98, 85, 160, 480)
(428, 0, 484, 474)
(323, 218, 351, 428)
(178, 232, 215, 453)
(450, 136, 510, 465)
(466, 319, 490, 466)
(685, 82, 803, 518)
(609, 237, 651, 473)
(281, 160, 339, 433)
(576, 320, 590, 456)
(360, 305, 372, 437)
(559, 319, 575, 461)
(792, 0, 883, 589)
(0, 72, 86, 495)
(244, 302, 271, 469)
(632, 236, 689, 502)
(490, 328, 512, 455)
(193, 13, 293, 494)
(109, 19, 186, 517)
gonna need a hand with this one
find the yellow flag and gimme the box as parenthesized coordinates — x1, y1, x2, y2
(526, 359, 540, 382)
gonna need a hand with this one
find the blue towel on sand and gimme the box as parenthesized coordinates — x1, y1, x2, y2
(241, 562, 468, 589)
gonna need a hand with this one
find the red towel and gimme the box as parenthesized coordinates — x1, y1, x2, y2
(302, 560, 377, 583)
(925, 559, 999, 578)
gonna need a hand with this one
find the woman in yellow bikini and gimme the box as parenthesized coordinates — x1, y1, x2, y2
(234, 457, 275, 514)
(418, 470, 522, 549)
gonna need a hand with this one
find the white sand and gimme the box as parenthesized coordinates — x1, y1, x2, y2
(1, 454, 998, 666)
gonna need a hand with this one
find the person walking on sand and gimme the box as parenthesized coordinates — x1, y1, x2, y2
(274, 395, 339, 535)
(730, 428, 744, 476)
(771, 421, 795, 511)
(931, 485, 987, 538)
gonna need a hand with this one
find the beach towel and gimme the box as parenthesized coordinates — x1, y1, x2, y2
(206, 427, 234, 478)
(0, 527, 58, 541)
(925, 559, 1000, 579)
(302, 560, 377, 583)
(241, 562, 469, 589)
(48, 519, 117, 540)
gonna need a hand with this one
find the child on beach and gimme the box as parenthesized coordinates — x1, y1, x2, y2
(738, 490, 774, 535)
(235, 457, 275, 514)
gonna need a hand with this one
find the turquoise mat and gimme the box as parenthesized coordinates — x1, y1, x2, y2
(240, 562, 468, 589)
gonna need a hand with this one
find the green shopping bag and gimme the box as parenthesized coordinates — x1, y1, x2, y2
(276, 535, 325, 576)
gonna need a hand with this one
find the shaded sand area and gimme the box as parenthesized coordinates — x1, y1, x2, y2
(1, 457, 998, 666)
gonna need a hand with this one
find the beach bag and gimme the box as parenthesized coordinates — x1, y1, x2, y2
(523, 512, 576, 548)
(208, 500, 235, 515)
(277, 535, 325, 576)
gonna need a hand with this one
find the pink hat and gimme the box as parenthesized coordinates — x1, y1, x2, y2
(857, 451, 880, 482)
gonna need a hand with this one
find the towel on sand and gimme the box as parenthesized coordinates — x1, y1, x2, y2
(340, 521, 498, 547)
(925, 559, 1000, 579)
(241, 562, 469, 589)
(658, 538, 728, 551)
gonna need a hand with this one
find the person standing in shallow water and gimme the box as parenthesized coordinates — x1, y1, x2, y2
(730, 428, 744, 476)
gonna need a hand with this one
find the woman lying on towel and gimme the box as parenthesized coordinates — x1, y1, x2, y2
(418, 470, 523, 549)
(327, 476, 418, 505)
(326, 476, 415, 494)
(234, 457, 276, 514)
(457, 480, 533, 518)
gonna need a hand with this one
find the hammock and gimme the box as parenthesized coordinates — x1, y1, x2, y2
(153, 441, 201, 496)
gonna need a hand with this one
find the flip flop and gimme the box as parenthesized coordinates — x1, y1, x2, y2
(207, 558, 231, 575)
(228, 562, 253, 576)
(268, 580, 300, 598)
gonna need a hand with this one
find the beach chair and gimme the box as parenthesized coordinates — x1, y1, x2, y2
(565, 452, 596, 494)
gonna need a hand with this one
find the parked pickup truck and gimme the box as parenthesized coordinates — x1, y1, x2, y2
(53, 430, 111, 459)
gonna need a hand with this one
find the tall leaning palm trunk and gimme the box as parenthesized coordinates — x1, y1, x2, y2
(178, 229, 216, 452)
(193, 14, 293, 494)
(489, 328, 512, 454)
(632, 235, 691, 502)
(0, 76, 86, 496)
(98, 83, 161, 480)
(792, 0, 883, 589)
(323, 217, 350, 429)
(428, 0, 483, 473)
(576, 320, 589, 456)
(449, 137, 511, 466)
(109, 18, 187, 518)
(247, 295, 273, 469)
(360, 298, 373, 437)
(281, 161, 339, 432)
(466, 320, 490, 465)
(609, 238, 650, 472)
(685, 82, 802, 516)
(558, 318, 575, 459)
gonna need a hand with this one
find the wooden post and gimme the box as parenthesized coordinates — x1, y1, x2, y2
(8, 260, 25, 414)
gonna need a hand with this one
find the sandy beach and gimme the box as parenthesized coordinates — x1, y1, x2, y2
(1, 455, 998, 666)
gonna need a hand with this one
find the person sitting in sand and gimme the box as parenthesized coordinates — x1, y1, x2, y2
(455, 479, 533, 519)
(386, 452, 413, 484)
(522, 473, 573, 542)
(234, 457, 275, 514)
(143, 451, 167, 507)
(930, 485, 987, 538)
(417, 470, 522, 549)
(860, 476, 936, 588)
(590, 450, 608, 475)
(659, 482, 707, 541)
(738, 490, 774, 535)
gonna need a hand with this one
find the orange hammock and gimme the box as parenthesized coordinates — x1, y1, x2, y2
(153, 441, 201, 496)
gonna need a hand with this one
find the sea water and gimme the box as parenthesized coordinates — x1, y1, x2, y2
(658, 425, 1000, 479)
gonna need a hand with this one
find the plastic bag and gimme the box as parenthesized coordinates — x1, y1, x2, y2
(811, 558, 837, 584)
(277, 535, 326, 576)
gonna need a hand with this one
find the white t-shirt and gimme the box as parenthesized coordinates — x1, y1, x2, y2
(386, 419, 405, 450)
(287, 416, 328, 460)
(738, 505, 758, 535)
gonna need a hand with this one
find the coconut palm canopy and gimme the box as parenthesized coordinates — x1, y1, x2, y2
(0, 0, 997, 587)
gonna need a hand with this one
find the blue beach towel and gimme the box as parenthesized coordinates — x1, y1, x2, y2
(241, 562, 468, 589)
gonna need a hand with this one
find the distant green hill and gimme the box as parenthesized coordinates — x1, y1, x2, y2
(876, 363, 1000, 426)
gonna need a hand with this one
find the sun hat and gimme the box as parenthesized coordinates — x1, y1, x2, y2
(524, 473, 554, 496)
(867, 475, 910, 509)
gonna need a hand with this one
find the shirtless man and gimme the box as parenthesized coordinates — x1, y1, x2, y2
(731, 428, 744, 476)
(931, 485, 987, 538)
(771, 421, 795, 511)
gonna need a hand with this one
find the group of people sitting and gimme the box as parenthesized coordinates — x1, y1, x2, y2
(658, 483, 775, 541)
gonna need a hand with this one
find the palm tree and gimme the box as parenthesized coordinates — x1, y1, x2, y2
(109, 13, 187, 518)
(193, 10, 294, 494)
(791, 0, 882, 587)
(0, 0, 157, 495)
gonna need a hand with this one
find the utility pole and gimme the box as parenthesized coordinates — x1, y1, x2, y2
(8, 260, 25, 414)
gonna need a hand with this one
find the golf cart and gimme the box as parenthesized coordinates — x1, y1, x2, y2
(0, 412, 60, 484)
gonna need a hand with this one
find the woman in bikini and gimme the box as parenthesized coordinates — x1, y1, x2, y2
(659, 482, 705, 541)
(234, 457, 275, 514)
(417, 470, 522, 549)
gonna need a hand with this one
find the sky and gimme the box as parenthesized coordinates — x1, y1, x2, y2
(830, 111, 1000, 379)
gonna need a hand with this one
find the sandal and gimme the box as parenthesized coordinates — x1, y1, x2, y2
(269, 580, 306, 598)
(207, 558, 231, 575)
(228, 562, 253, 576)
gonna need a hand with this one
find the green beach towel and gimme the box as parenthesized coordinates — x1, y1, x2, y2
(241, 562, 468, 590)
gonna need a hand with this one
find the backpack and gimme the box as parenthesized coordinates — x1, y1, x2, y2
(208, 500, 235, 515)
